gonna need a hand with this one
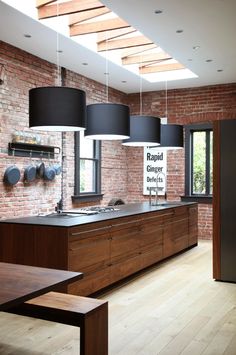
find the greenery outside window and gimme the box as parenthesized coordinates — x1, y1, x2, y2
(183, 123, 213, 203)
(73, 130, 102, 203)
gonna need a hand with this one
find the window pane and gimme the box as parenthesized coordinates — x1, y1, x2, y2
(192, 131, 206, 194)
(210, 131, 213, 194)
(79, 130, 94, 158)
(80, 159, 96, 193)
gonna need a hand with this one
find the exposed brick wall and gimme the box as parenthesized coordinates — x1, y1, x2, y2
(61, 68, 128, 209)
(1, 40, 236, 240)
(0, 41, 63, 218)
(0, 41, 129, 217)
(127, 85, 236, 240)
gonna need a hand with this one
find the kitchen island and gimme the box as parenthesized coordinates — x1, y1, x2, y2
(0, 202, 198, 296)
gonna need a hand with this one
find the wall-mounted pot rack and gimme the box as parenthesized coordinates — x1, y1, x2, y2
(8, 142, 60, 159)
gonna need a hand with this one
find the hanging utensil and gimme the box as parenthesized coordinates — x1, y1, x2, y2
(36, 152, 45, 178)
(3, 149, 21, 186)
(24, 151, 36, 182)
(44, 152, 55, 181)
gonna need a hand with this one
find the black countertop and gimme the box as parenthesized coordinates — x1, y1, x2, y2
(0, 201, 197, 228)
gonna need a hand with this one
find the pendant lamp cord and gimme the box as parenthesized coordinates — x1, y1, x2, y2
(105, 31, 109, 102)
(165, 79, 168, 121)
(56, 1, 64, 212)
(139, 55, 143, 116)
(56, 1, 60, 86)
(61, 68, 66, 212)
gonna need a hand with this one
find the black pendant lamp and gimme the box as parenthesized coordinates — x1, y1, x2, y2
(122, 115, 161, 146)
(85, 103, 130, 140)
(159, 124, 183, 149)
(29, 86, 86, 132)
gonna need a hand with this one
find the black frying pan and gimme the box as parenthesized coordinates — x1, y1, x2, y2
(44, 166, 56, 181)
(4, 165, 21, 186)
(36, 162, 45, 178)
(24, 165, 36, 182)
(53, 164, 62, 175)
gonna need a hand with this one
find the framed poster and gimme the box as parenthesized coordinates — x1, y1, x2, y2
(143, 147, 167, 196)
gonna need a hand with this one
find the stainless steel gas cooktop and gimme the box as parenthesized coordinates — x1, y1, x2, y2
(75, 206, 120, 215)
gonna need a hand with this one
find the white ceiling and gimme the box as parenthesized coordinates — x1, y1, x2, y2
(0, 0, 236, 93)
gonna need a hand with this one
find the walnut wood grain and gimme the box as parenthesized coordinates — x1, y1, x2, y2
(0, 262, 82, 311)
(0, 204, 198, 296)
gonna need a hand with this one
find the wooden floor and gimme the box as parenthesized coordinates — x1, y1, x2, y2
(1, 240, 236, 354)
(100, 240, 236, 355)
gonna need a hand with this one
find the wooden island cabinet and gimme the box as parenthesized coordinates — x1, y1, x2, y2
(0, 202, 198, 296)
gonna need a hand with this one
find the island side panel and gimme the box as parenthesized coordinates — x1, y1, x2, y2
(0, 224, 69, 270)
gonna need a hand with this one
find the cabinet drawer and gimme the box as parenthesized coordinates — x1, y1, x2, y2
(140, 220, 163, 250)
(69, 221, 111, 238)
(173, 206, 188, 216)
(189, 224, 198, 246)
(68, 267, 110, 296)
(110, 255, 141, 284)
(68, 235, 110, 273)
(140, 242, 163, 269)
(110, 226, 140, 262)
(110, 216, 141, 232)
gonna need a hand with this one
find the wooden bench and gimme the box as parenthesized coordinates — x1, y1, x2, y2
(7, 291, 108, 355)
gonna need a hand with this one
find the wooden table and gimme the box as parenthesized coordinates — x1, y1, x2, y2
(0, 262, 83, 311)
(0, 262, 108, 355)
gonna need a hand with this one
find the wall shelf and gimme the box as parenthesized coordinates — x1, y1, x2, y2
(8, 142, 60, 159)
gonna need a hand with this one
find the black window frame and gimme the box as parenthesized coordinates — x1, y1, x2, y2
(182, 123, 213, 204)
(72, 132, 103, 203)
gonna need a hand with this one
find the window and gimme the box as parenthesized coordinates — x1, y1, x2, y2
(73, 131, 102, 203)
(184, 123, 213, 203)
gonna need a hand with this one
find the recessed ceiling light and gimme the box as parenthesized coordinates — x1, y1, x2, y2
(24, 34, 31, 38)
(56, 50, 63, 53)
(176, 29, 183, 33)
(206, 59, 213, 62)
(217, 69, 223, 72)
(154, 9, 163, 14)
(193, 46, 200, 50)
(82, 62, 88, 66)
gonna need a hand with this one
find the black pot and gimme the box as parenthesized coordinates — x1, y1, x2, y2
(3, 165, 21, 186)
(53, 164, 62, 175)
(44, 166, 56, 181)
(24, 165, 36, 182)
(36, 162, 45, 178)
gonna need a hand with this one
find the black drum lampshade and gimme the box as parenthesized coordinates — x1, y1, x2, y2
(159, 124, 184, 149)
(85, 103, 130, 140)
(29, 87, 86, 131)
(122, 115, 161, 146)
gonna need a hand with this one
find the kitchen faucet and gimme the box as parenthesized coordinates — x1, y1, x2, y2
(55, 199, 63, 214)
(150, 171, 167, 205)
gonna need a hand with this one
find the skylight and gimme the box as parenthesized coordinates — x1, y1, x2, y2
(3, 0, 197, 83)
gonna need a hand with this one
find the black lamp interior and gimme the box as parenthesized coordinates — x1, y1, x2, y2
(29, 86, 86, 131)
(159, 124, 183, 149)
(122, 115, 161, 146)
(85, 103, 130, 140)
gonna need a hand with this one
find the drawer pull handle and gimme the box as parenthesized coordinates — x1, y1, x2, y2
(71, 226, 110, 236)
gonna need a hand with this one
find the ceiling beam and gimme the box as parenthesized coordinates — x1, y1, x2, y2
(97, 28, 136, 43)
(140, 63, 185, 74)
(36, 0, 56, 8)
(121, 44, 157, 58)
(69, 7, 111, 26)
(38, 0, 104, 19)
(70, 18, 130, 36)
(122, 52, 172, 65)
(98, 35, 153, 52)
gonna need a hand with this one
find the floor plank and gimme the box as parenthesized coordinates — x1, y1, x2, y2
(2, 241, 236, 355)
(99, 240, 236, 355)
